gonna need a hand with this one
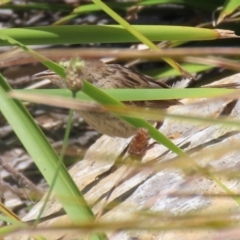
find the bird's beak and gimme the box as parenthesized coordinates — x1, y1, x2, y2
(32, 69, 57, 81)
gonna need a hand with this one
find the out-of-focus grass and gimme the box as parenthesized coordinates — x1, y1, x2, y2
(0, 0, 239, 239)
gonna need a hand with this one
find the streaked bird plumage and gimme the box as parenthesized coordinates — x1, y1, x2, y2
(33, 59, 179, 138)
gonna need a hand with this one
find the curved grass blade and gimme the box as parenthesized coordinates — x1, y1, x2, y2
(92, 0, 193, 79)
(0, 35, 106, 240)
(53, 0, 224, 25)
(217, 0, 240, 25)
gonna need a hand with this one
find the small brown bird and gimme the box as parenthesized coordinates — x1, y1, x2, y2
(33, 58, 179, 138)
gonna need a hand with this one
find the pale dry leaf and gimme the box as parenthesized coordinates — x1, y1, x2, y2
(9, 73, 240, 240)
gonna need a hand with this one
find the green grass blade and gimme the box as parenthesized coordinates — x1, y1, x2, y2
(0, 74, 107, 240)
(217, 0, 240, 24)
(143, 63, 214, 77)
(53, 0, 224, 25)
(0, 37, 106, 239)
(0, 25, 228, 46)
(81, 81, 186, 156)
(11, 88, 239, 101)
